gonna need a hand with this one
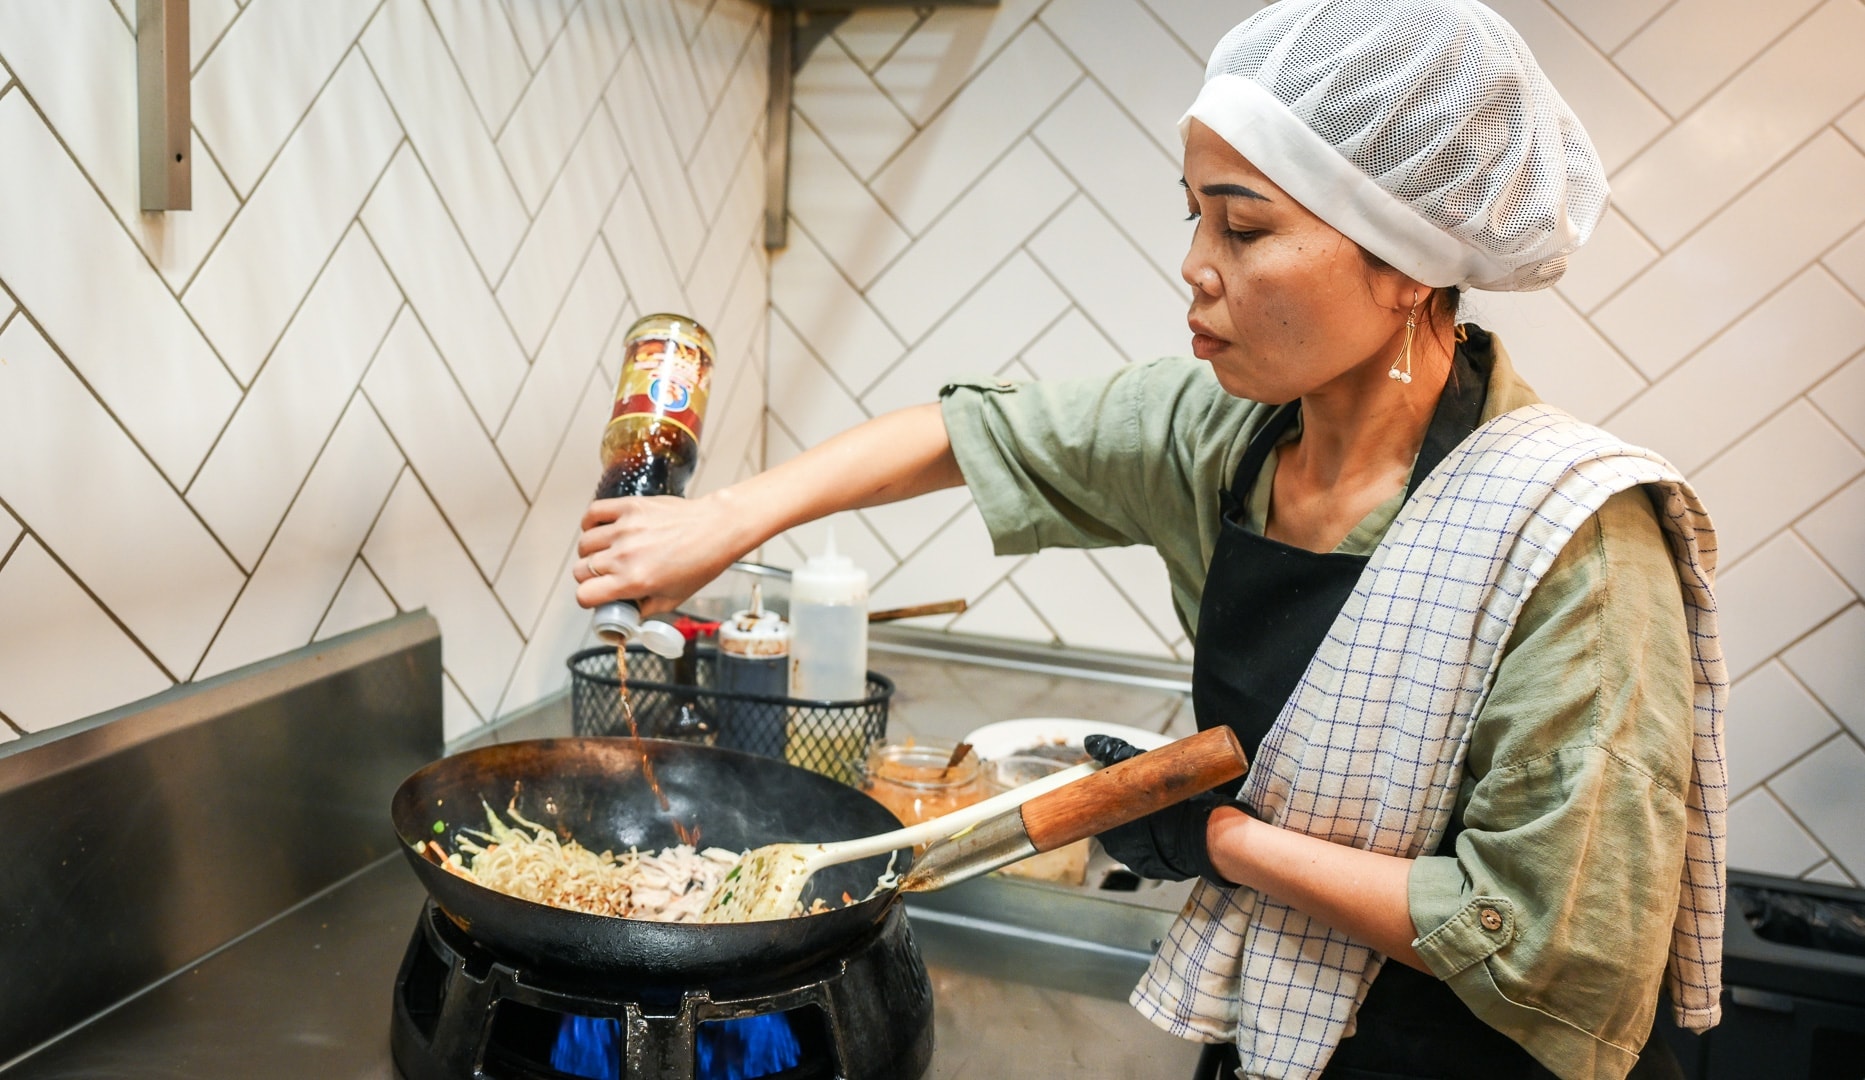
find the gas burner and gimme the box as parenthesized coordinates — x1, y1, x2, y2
(391, 900, 935, 1080)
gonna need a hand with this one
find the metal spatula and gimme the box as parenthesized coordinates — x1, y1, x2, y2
(700, 726, 1249, 922)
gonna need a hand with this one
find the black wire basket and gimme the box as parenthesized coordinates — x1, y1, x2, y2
(567, 645, 892, 785)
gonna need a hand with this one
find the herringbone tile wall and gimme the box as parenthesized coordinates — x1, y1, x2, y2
(0, 0, 771, 748)
(765, 0, 1865, 883)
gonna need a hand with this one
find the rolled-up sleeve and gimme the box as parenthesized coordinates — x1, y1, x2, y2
(1407, 487, 1695, 1080)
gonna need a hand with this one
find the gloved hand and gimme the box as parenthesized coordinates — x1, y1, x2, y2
(1084, 734, 1243, 887)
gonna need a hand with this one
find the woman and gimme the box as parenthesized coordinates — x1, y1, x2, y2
(573, 2, 1728, 1077)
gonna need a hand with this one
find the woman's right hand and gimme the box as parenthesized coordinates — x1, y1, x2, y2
(572, 490, 756, 616)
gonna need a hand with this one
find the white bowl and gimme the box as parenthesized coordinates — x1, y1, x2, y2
(962, 717, 1173, 762)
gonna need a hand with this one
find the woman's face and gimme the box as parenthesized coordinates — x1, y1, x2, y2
(1180, 120, 1411, 404)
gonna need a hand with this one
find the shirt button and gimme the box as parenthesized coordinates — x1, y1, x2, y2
(995, 378, 1015, 389)
(1479, 907, 1504, 932)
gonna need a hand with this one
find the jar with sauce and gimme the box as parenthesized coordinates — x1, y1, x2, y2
(861, 741, 985, 830)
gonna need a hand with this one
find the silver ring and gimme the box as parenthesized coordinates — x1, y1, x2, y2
(584, 558, 596, 578)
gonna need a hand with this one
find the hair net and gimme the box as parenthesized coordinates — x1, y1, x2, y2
(1182, 0, 1608, 291)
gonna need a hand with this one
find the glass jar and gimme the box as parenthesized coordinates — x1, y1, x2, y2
(984, 754, 1091, 886)
(861, 741, 985, 829)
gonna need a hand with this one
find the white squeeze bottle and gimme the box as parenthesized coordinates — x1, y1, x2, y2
(786, 529, 869, 780)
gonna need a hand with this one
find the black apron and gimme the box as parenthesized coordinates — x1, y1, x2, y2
(1185, 330, 1681, 1080)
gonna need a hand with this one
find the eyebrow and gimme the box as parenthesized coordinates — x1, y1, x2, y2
(1180, 177, 1271, 202)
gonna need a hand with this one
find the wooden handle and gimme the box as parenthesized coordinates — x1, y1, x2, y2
(1018, 727, 1249, 852)
(868, 599, 968, 622)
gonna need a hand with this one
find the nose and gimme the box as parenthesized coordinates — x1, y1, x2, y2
(1182, 246, 1219, 296)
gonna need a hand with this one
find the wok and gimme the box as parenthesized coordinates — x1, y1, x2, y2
(392, 737, 907, 985)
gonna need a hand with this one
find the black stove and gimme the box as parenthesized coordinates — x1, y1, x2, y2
(390, 900, 934, 1080)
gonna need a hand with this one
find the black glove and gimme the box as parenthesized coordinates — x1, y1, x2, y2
(1084, 734, 1242, 888)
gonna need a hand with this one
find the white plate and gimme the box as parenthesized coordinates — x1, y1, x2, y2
(962, 718, 1173, 762)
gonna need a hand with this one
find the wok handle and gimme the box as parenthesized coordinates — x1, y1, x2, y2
(1018, 727, 1249, 852)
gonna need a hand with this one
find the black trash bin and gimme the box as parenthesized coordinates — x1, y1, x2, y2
(1656, 870, 1865, 1080)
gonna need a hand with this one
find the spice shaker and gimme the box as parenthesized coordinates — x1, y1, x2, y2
(715, 581, 791, 755)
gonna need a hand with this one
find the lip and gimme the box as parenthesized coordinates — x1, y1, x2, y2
(1188, 318, 1227, 360)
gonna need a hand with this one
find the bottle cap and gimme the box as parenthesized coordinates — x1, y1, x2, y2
(790, 527, 869, 605)
(592, 600, 687, 659)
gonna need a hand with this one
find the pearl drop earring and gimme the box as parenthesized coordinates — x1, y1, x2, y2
(1388, 291, 1420, 384)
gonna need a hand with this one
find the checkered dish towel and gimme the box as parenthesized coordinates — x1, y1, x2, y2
(1131, 405, 1728, 1079)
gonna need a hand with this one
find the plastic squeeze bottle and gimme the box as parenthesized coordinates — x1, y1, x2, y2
(786, 529, 869, 780)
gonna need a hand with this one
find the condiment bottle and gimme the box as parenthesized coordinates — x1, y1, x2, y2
(716, 581, 791, 756)
(786, 529, 869, 781)
(590, 313, 714, 659)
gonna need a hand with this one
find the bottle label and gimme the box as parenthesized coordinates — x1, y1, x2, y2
(613, 332, 712, 440)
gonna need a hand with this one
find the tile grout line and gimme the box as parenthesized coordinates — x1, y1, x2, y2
(1025, 127, 1186, 295)
(1747, 783, 1837, 880)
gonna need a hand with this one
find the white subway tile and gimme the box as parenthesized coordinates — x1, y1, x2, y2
(498, 250, 626, 499)
(1768, 733, 1865, 880)
(363, 0, 530, 280)
(1013, 548, 1175, 657)
(190, 0, 240, 70)
(0, 317, 243, 676)
(685, 142, 764, 329)
(0, 539, 171, 732)
(1034, 79, 1189, 284)
(1544, 0, 1673, 53)
(427, 0, 533, 133)
(766, 312, 873, 447)
(1474, 0, 1669, 171)
(1089, 542, 1188, 648)
(1611, 1, 1865, 249)
(185, 51, 402, 383)
(607, 50, 707, 277)
(1027, 197, 1188, 366)
(873, 0, 1047, 126)
(1614, 0, 1822, 117)
(363, 472, 524, 717)
(363, 147, 528, 428)
(860, 489, 974, 561)
(1463, 289, 1645, 425)
(364, 310, 527, 574)
(190, 0, 380, 195)
(1605, 269, 1865, 473)
(1018, 308, 1127, 383)
(189, 229, 403, 569)
(868, 502, 1019, 612)
(496, 0, 627, 212)
(1805, 861, 1860, 887)
(315, 559, 399, 641)
(688, 0, 761, 108)
(684, 26, 765, 219)
(1692, 401, 1864, 565)
(1594, 131, 1865, 379)
(1841, 96, 1865, 151)
(1724, 662, 1841, 796)
(1715, 533, 1852, 680)
(0, 501, 18, 557)
(1040, 0, 1202, 160)
(688, 263, 766, 495)
(1784, 605, 1865, 745)
(1725, 787, 1828, 876)
(198, 401, 404, 679)
(868, 26, 1079, 235)
(623, 0, 708, 161)
(794, 37, 917, 182)
(861, 253, 1069, 415)
(603, 175, 690, 315)
(946, 579, 1056, 643)
(494, 367, 609, 630)
(443, 671, 484, 742)
(0, 94, 239, 487)
(496, 111, 629, 356)
(0, 4, 240, 289)
(501, 0, 571, 69)
(1555, 209, 1659, 314)
(1811, 353, 1865, 451)
(867, 139, 1074, 343)
(495, 557, 597, 718)
(1138, 0, 1262, 63)
(833, 9, 920, 73)
(771, 223, 904, 395)
(1799, 476, 1865, 599)
(1825, 224, 1865, 302)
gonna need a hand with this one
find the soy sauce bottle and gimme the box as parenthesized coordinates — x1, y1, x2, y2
(590, 314, 715, 659)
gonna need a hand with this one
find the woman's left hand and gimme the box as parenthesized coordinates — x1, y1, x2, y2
(1084, 735, 1240, 886)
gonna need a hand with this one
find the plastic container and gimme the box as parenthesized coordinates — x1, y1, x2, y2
(787, 531, 869, 782)
(861, 741, 985, 832)
(715, 584, 791, 754)
(984, 755, 1091, 885)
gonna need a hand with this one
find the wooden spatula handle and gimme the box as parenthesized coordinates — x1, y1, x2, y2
(1019, 727, 1249, 852)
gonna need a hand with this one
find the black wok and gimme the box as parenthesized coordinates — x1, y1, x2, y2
(391, 737, 907, 985)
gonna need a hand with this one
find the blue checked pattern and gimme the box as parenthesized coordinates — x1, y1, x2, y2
(1130, 406, 1728, 1079)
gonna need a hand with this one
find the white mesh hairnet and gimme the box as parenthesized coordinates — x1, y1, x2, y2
(1182, 0, 1608, 291)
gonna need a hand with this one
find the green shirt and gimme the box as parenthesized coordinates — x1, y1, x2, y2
(940, 340, 1694, 1080)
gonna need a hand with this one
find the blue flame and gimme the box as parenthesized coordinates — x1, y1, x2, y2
(696, 1014, 802, 1080)
(548, 1010, 801, 1080)
(550, 1014, 622, 1080)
